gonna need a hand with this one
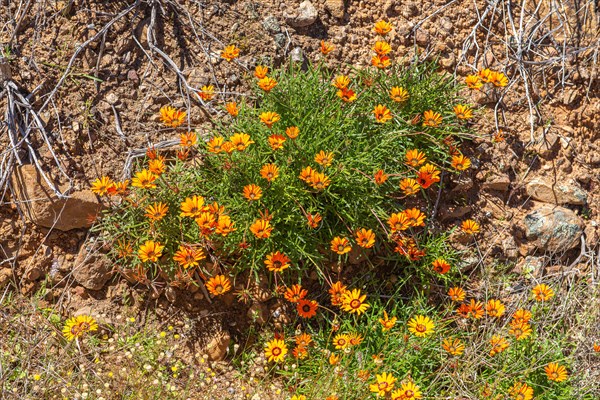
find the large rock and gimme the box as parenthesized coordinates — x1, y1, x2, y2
(11, 165, 103, 231)
(286, 1, 318, 28)
(73, 238, 113, 290)
(525, 178, 587, 205)
(524, 204, 583, 253)
(197, 318, 231, 361)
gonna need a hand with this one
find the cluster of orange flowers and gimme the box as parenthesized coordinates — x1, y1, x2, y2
(465, 68, 509, 90)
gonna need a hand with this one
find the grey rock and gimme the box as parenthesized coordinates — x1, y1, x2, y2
(73, 239, 113, 291)
(525, 178, 587, 205)
(106, 92, 119, 105)
(524, 204, 583, 253)
(274, 33, 287, 49)
(11, 165, 103, 231)
(262, 15, 281, 34)
(514, 255, 546, 278)
(290, 47, 304, 63)
(286, 1, 318, 28)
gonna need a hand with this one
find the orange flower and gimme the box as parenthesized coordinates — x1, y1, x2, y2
(532, 284, 554, 301)
(297, 299, 318, 318)
(333, 334, 351, 350)
(207, 136, 225, 154)
(138, 240, 164, 263)
(465, 75, 482, 90)
(180, 195, 205, 218)
(373, 104, 392, 123)
(403, 208, 426, 227)
(180, 131, 197, 147)
(465, 299, 485, 319)
(451, 154, 471, 171)
(332, 75, 351, 90)
(295, 332, 313, 347)
(172, 245, 205, 269)
(488, 71, 508, 87)
(315, 150, 334, 167)
(432, 258, 451, 274)
(308, 171, 331, 190)
(593, 343, 600, 352)
(485, 299, 506, 318)
(91, 176, 114, 196)
(285, 284, 308, 303)
(390, 87, 409, 102)
(355, 228, 376, 248)
(461, 219, 480, 234)
(448, 287, 466, 302)
(320, 40, 334, 55)
(215, 215, 236, 236)
(198, 85, 215, 101)
(159, 105, 186, 128)
(337, 87, 357, 102)
(374, 169, 389, 185)
(107, 180, 129, 196)
(265, 251, 291, 272)
(131, 169, 157, 189)
(489, 335, 509, 356)
(387, 213, 410, 232)
(442, 338, 465, 356)
(453, 104, 473, 120)
(206, 275, 232, 296)
(404, 149, 427, 167)
(230, 133, 254, 151)
(292, 346, 308, 359)
(299, 166, 315, 182)
(145, 202, 169, 221)
(400, 178, 420, 196)
(148, 158, 166, 175)
(512, 309, 532, 324)
(478, 68, 493, 82)
(372, 41, 392, 56)
(268, 134, 286, 150)
(243, 184, 262, 201)
(285, 126, 299, 139)
(329, 353, 341, 365)
(225, 102, 239, 117)
(259, 111, 280, 128)
(545, 363, 568, 382)
(371, 55, 391, 69)
(379, 311, 397, 331)
(258, 76, 277, 92)
(330, 236, 351, 255)
(423, 110, 442, 127)
(260, 163, 279, 182)
(373, 20, 393, 35)
(254, 65, 268, 79)
(329, 281, 347, 306)
(195, 211, 217, 235)
(416, 163, 441, 189)
(509, 320, 533, 340)
(250, 219, 273, 239)
(221, 45, 240, 62)
(306, 213, 322, 229)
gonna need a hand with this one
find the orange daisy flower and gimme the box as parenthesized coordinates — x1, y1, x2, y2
(374, 169, 389, 185)
(372, 41, 392, 56)
(308, 171, 331, 190)
(448, 286, 466, 302)
(180, 195, 205, 218)
(215, 215, 236, 236)
(461, 219, 480, 234)
(144, 202, 168, 221)
(355, 228, 376, 248)
(465, 75, 482, 90)
(388, 213, 410, 232)
(91, 176, 114, 196)
(451, 154, 472, 171)
(371, 55, 391, 69)
(243, 184, 262, 201)
(532, 284, 554, 301)
(329, 281, 347, 306)
(159, 105, 186, 128)
(422, 110, 442, 127)
(131, 169, 157, 189)
(432, 258, 451, 274)
(285, 126, 299, 139)
(220, 45, 240, 62)
(206, 275, 232, 296)
(179, 131, 197, 147)
(330, 236, 351, 255)
(337, 88, 357, 102)
(259, 111, 281, 128)
(198, 85, 215, 101)
(485, 299, 506, 318)
(297, 299, 318, 318)
(230, 133, 254, 151)
(320, 40, 335, 55)
(254, 65, 268, 79)
(268, 134, 286, 150)
(172, 245, 205, 269)
(260, 163, 279, 182)
(138, 240, 164, 263)
(315, 150, 335, 167)
(373, 20, 393, 35)
(403, 208, 426, 227)
(284, 284, 308, 303)
(250, 219, 273, 239)
(453, 104, 473, 120)
(404, 149, 427, 167)
(332, 75, 351, 90)
(373, 104, 392, 123)
(258, 76, 277, 92)
(400, 178, 420, 196)
(207, 136, 225, 154)
(306, 212, 322, 229)
(265, 251, 291, 272)
(390, 86, 409, 102)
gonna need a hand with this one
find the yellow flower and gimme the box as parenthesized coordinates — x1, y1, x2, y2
(131, 169, 157, 189)
(448, 286, 466, 302)
(404, 149, 427, 167)
(138, 240, 164, 263)
(230, 133, 254, 151)
(465, 75, 483, 90)
(198, 85, 215, 101)
(180, 195, 205, 218)
(407, 315, 435, 337)
(403, 208, 426, 227)
(400, 178, 420, 196)
(320, 40, 334, 55)
(332, 75, 351, 90)
(308, 171, 331, 190)
(545, 362, 568, 382)
(62, 315, 98, 341)
(461, 219, 480, 234)
(221, 45, 240, 62)
(315, 150, 334, 167)
(489, 335, 509, 356)
(206, 275, 232, 296)
(257, 76, 277, 92)
(91, 176, 115, 196)
(264, 338, 287, 362)
(373, 104, 392, 123)
(337, 87, 357, 102)
(510, 382, 534, 400)
(148, 158, 166, 175)
(259, 111, 280, 128)
(442, 338, 465, 355)
(268, 134, 286, 150)
(453, 104, 473, 119)
(372, 41, 392, 56)
(159, 105, 186, 128)
(512, 309, 532, 324)
(390, 86, 409, 102)
(285, 126, 299, 139)
(341, 288, 370, 315)
(180, 131, 197, 147)
(243, 184, 262, 201)
(387, 212, 410, 232)
(144, 202, 168, 221)
(225, 102, 239, 117)
(479, 68, 493, 82)
(371, 55, 391, 69)
(532, 283, 554, 301)
(355, 228, 375, 248)
(215, 214, 236, 236)
(422, 110, 442, 127)
(172, 245, 205, 269)
(291, 396, 306, 400)
(451, 154, 471, 171)
(260, 163, 279, 182)
(250, 219, 273, 239)
(330, 236, 351, 255)
(391, 381, 422, 399)
(254, 65, 268, 79)
(485, 299, 506, 318)
(489, 71, 508, 87)
(379, 311, 397, 332)
(373, 20, 393, 35)
(207, 136, 225, 154)
(509, 321, 533, 340)
(369, 372, 396, 397)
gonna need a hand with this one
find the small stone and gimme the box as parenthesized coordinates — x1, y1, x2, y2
(439, 205, 472, 222)
(290, 47, 304, 63)
(247, 302, 268, 325)
(73, 239, 113, 291)
(482, 173, 511, 191)
(514, 255, 545, 278)
(106, 92, 119, 105)
(273, 33, 287, 49)
(533, 131, 559, 158)
(165, 287, 177, 303)
(325, 0, 345, 18)
(203, 328, 230, 361)
(0, 56, 11, 82)
(415, 30, 429, 46)
(0, 268, 12, 289)
(262, 16, 281, 34)
(523, 204, 583, 253)
(452, 176, 473, 192)
(127, 69, 139, 82)
(525, 178, 587, 205)
(286, 1, 318, 28)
